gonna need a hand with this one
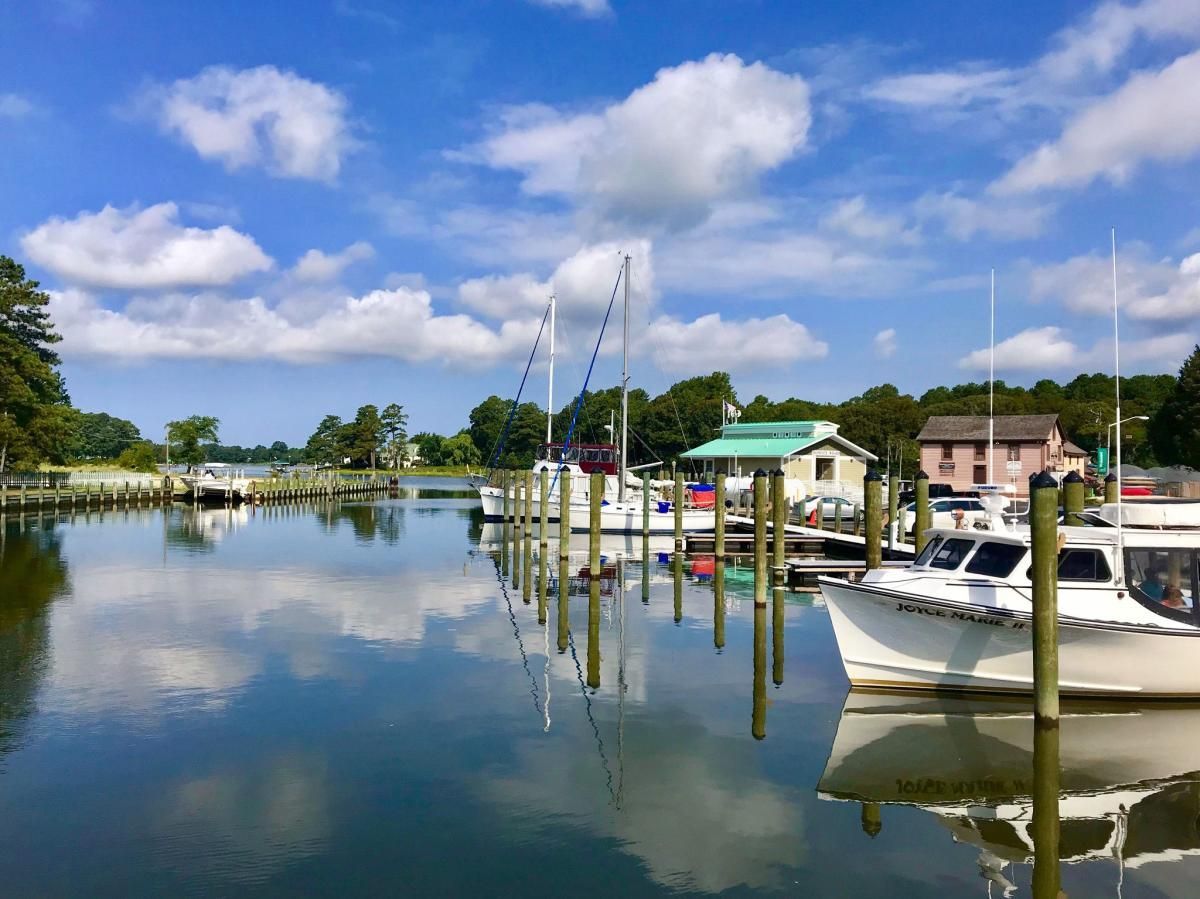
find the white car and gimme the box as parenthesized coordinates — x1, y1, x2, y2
(801, 495, 858, 525)
(901, 497, 986, 535)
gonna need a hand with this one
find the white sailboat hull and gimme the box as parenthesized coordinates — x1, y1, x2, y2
(821, 578, 1200, 697)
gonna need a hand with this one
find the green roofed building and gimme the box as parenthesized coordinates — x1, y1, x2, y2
(680, 420, 878, 499)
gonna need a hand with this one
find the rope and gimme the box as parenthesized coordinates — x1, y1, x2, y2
(550, 265, 624, 494)
(487, 301, 552, 476)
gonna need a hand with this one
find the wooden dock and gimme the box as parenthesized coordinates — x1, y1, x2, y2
(687, 515, 917, 559)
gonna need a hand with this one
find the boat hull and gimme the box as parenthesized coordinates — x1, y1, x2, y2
(820, 578, 1200, 697)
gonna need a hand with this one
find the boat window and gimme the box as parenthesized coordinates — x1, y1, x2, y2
(914, 534, 944, 566)
(965, 542, 1027, 578)
(1057, 549, 1112, 582)
(929, 538, 975, 570)
(1125, 548, 1199, 625)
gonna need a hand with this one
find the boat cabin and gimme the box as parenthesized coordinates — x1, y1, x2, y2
(535, 443, 618, 475)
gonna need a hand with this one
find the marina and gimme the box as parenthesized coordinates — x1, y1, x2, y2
(1, 479, 1197, 895)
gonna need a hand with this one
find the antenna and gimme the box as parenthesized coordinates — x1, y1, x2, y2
(988, 268, 995, 485)
(1112, 228, 1124, 582)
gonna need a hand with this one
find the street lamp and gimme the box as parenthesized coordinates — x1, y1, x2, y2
(1106, 415, 1149, 472)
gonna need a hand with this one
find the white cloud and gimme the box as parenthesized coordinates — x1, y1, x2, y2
(0, 92, 34, 118)
(958, 325, 1197, 371)
(289, 241, 375, 282)
(657, 229, 922, 298)
(994, 50, 1200, 194)
(48, 287, 539, 367)
(641, 313, 827, 375)
(1037, 0, 1200, 82)
(821, 196, 917, 244)
(21, 202, 272, 290)
(148, 65, 355, 181)
(526, 0, 611, 17)
(866, 67, 1019, 109)
(873, 328, 897, 358)
(456, 239, 654, 325)
(1030, 247, 1200, 319)
(461, 53, 811, 227)
(867, 0, 1200, 117)
(914, 192, 1054, 240)
(959, 326, 1082, 370)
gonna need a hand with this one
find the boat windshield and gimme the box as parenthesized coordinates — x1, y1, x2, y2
(1125, 547, 1200, 626)
(914, 535, 975, 570)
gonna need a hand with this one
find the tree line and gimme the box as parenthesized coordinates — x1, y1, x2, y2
(4, 252, 1198, 475)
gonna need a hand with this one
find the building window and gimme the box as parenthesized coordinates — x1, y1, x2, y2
(974, 444, 985, 461)
(1007, 444, 1021, 462)
(941, 443, 954, 461)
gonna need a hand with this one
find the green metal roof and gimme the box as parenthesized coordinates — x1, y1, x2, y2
(680, 435, 822, 459)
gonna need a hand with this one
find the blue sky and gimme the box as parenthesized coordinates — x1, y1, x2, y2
(3, 0, 1199, 445)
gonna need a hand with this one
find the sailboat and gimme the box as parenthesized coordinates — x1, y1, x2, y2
(475, 294, 628, 521)
(542, 255, 715, 535)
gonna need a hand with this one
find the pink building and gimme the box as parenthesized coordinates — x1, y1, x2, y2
(916, 414, 1089, 495)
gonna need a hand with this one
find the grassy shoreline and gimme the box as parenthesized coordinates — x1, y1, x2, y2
(336, 466, 474, 479)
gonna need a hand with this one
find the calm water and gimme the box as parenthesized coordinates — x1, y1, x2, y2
(1, 479, 1197, 897)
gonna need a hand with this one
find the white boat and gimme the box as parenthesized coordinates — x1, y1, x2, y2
(178, 464, 253, 503)
(818, 690, 1200, 872)
(819, 498, 1200, 696)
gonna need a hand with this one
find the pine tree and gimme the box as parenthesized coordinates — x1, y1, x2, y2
(1150, 345, 1200, 469)
(0, 256, 71, 472)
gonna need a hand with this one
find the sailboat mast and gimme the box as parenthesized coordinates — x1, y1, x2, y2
(619, 254, 630, 502)
(546, 294, 556, 445)
(988, 268, 995, 485)
(1112, 229, 1124, 580)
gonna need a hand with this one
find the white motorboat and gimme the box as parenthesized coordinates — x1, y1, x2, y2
(819, 498, 1200, 696)
(178, 464, 253, 503)
(818, 690, 1200, 872)
(541, 495, 715, 535)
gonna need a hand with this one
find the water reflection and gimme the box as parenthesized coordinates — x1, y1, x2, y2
(818, 691, 1200, 892)
(0, 521, 68, 758)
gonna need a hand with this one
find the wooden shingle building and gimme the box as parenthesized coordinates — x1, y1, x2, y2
(916, 414, 1088, 494)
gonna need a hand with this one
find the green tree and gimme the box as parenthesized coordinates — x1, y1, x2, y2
(380, 403, 409, 469)
(166, 416, 220, 472)
(414, 432, 445, 466)
(117, 440, 160, 473)
(0, 256, 72, 472)
(442, 431, 482, 466)
(305, 415, 344, 464)
(1150, 345, 1200, 469)
(341, 404, 383, 469)
(72, 412, 142, 460)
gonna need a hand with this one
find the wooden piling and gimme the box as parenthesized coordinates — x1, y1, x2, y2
(714, 472, 726, 559)
(587, 576, 601, 689)
(752, 603, 767, 740)
(1104, 471, 1118, 505)
(641, 549, 650, 604)
(558, 469, 571, 560)
(642, 471, 651, 540)
(1032, 718, 1061, 896)
(539, 468, 549, 547)
(753, 469, 767, 606)
(887, 471, 898, 553)
(673, 471, 684, 552)
(913, 470, 931, 553)
(1030, 470, 1060, 721)
(522, 477, 533, 604)
(864, 470, 883, 571)
(772, 585, 785, 686)
(713, 561, 725, 650)
(673, 552, 683, 623)
(772, 470, 786, 586)
(815, 498, 824, 532)
(557, 557, 570, 654)
(1062, 470, 1085, 527)
(589, 471, 602, 575)
(537, 546, 548, 625)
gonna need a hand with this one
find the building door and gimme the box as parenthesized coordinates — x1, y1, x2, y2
(973, 465, 987, 485)
(815, 458, 835, 481)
